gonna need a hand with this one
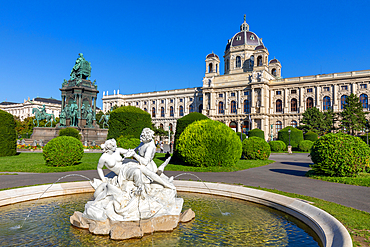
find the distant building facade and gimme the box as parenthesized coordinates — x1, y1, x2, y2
(102, 18, 370, 140)
(0, 97, 61, 121)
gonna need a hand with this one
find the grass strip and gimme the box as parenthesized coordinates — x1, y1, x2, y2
(307, 171, 370, 187)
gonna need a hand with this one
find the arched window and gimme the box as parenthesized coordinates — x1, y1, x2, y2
(189, 105, 194, 113)
(291, 98, 297, 112)
(216, 64, 218, 73)
(323, 96, 331, 110)
(198, 104, 203, 113)
(276, 99, 282, 112)
(306, 97, 313, 109)
(291, 120, 297, 128)
(226, 59, 229, 71)
(229, 121, 237, 131)
(341, 95, 348, 109)
(159, 124, 163, 129)
(170, 106, 174, 117)
(161, 107, 164, 117)
(244, 100, 250, 113)
(152, 107, 156, 118)
(257, 56, 263, 66)
(276, 121, 282, 133)
(169, 123, 173, 132)
(360, 94, 368, 109)
(179, 106, 184, 116)
(218, 102, 224, 114)
(236, 56, 241, 68)
(230, 100, 237, 113)
(208, 63, 213, 73)
(271, 68, 277, 76)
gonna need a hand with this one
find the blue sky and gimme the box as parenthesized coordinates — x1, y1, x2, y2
(1, 0, 369, 108)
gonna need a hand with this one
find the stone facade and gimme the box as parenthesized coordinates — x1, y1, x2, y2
(102, 18, 370, 140)
(0, 97, 61, 121)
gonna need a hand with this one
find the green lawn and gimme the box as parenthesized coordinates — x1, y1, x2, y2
(250, 186, 370, 246)
(307, 171, 370, 187)
(0, 152, 273, 173)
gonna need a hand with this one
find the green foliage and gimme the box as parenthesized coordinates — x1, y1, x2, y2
(359, 135, 370, 146)
(299, 107, 333, 135)
(298, 140, 314, 152)
(339, 93, 368, 135)
(0, 110, 17, 157)
(107, 106, 152, 140)
(58, 127, 81, 140)
(43, 136, 84, 167)
(117, 136, 141, 149)
(177, 119, 242, 167)
(174, 112, 209, 156)
(277, 126, 304, 149)
(304, 131, 318, 142)
(269, 140, 286, 152)
(95, 111, 105, 128)
(248, 128, 265, 140)
(242, 136, 271, 160)
(310, 133, 370, 177)
(236, 132, 247, 141)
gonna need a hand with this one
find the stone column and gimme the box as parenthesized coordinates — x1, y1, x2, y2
(270, 90, 274, 114)
(284, 88, 288, 113)
(316, 87, 321, 109)
(250, 89, 254, 114)
(299, 88, 303, 113)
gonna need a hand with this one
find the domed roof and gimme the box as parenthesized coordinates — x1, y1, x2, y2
(225, 19, 262, 53)
(255, 45, 266, 50)
(206, 53, 219, 59)
(269, 58, 280, 64)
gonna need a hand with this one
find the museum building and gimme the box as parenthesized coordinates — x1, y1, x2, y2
(102, 18, 370, 141)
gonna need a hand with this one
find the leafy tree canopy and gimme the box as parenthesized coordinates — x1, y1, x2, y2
(339, 93, 367, 135)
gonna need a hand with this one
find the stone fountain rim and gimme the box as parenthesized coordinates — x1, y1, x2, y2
(0, 180, 351, 247)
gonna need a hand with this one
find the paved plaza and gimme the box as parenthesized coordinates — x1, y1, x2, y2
(1, 153, 369, 213)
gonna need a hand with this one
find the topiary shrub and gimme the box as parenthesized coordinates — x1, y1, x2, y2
(58, 127, 81, 140)
(299, 140, 314, 152)
(242, 136, 271, 160)
(117, 136, 141, 149)
(248, 128, 265, 140)
(0, 110, 17, 157)
(174, 112, 209, 157)
(310, 133, 370, 177)
(43, 136, 84, 167)
(304, 131, 318, 142)
(278, 126, 304, 149)
(236, 132, 247, 141)
(107, 106, 152, 140)
(177, 119, 242, 167)
(269, 140, 286, 152)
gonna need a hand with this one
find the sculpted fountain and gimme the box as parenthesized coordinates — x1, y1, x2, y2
(70, 128, 195, 240)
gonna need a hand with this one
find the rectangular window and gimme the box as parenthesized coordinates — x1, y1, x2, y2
(307, 88, 312, 93)
(231, 93, 235, 97)
(144, 101, 147, 105)
(276, 91, 281, 95)
(341, 85, 348, 90)
(219, 94, 223, 98)
(170, 99, 173, 103)
(244, 91, 249, 96)
(161, 100, 164, 103)
(136, 102, 138, 105)
(291, 90, 297, 94)
(190, 98, 193, 101)
(323, 87, 330, 92)
(360, 84, 367, 89)
(179, 99, 183, 102)
(152, 101, 155, 104)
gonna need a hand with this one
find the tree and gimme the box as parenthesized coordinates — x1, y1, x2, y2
(339, 93, 367, 135)
(299, 107, 332, 135)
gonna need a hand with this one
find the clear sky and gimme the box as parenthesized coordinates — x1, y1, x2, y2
(1, 0, 369, 108)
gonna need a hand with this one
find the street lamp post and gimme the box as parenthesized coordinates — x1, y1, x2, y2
(240, 123, 243, 141)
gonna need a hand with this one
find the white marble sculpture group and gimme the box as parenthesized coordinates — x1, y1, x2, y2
(70, 128, 194, 240)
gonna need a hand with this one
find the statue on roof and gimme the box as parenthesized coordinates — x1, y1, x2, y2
(70, 53, 91, 81)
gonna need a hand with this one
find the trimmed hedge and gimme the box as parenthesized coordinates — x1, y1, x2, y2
(310, 133, 370, 177)
(117, 136, 141, 149)
(58, 127, 81, 140)
(242, 136, 271, 160)
(177, 119, 242, 167)
(278, 126, 304, 149)
(107, 106, 152, 140)
(43, 136, 84, 167)
(269, 140, 286, 152)
(248, 128, 265, 140)
(0, 110, 17, 157)
(298, 140, 314, 152)
(236, 132, 247, 141)
(174, 112, 209, 157)
(304, 131, 318, 142)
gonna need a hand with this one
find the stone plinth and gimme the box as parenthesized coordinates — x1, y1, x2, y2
(70, 209, 195, 240)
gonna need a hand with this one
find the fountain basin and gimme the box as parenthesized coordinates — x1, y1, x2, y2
(0, 180, 352, 247)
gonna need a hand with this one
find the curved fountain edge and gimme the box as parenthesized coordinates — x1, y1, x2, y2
(0, 180, 351, 247)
